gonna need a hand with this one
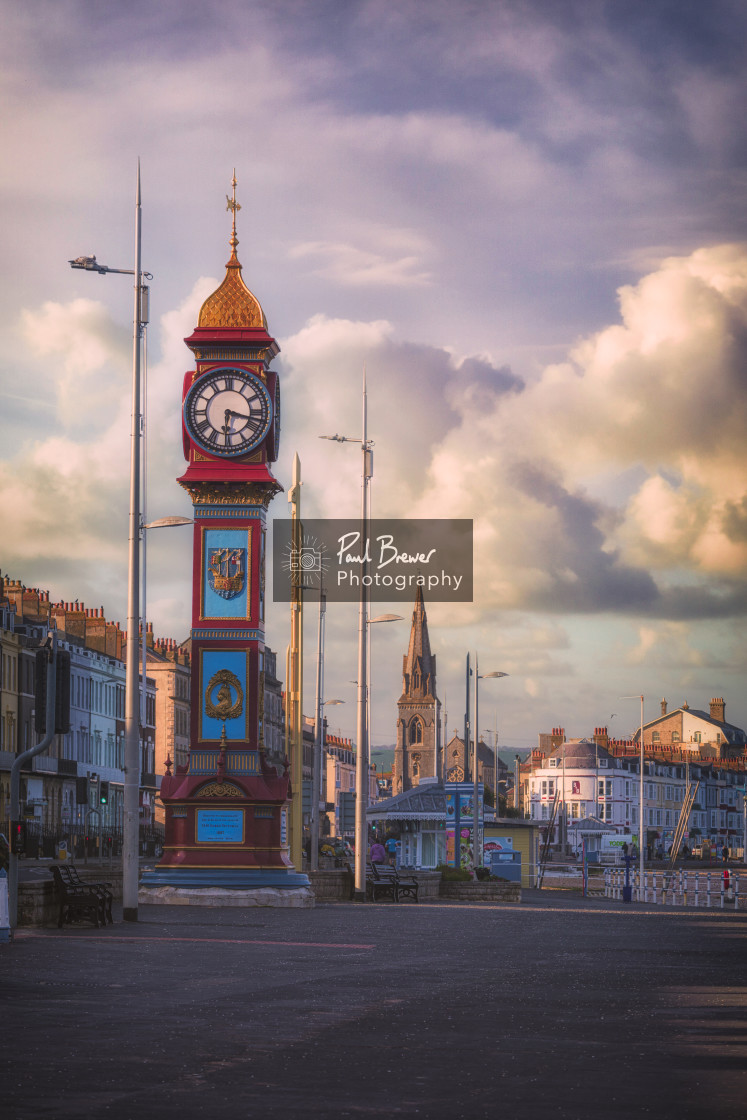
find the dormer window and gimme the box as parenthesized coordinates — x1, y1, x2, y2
(549, 758, 557, 768)
(599, 759, 607, 768)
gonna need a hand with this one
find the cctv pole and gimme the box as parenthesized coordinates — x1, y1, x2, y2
(354, 373, 372, 899)
(310, 587, 326, 871)
(288, 453, 304, 870)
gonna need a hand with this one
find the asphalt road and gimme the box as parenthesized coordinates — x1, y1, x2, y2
(3, 891, 746, 1119)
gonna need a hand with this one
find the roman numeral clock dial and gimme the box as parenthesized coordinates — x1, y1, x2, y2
(184, 368, 272, 457)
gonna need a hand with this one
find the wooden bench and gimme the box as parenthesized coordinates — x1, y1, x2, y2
(49, 865, 105, 929)
(367, 862, 419, 903)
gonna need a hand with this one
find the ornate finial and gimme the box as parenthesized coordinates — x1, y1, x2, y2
(197, 169, 267, 330)
(226, 168, 241, 258)
(164, 753, 173, 776)
(216, 724, 228, 781)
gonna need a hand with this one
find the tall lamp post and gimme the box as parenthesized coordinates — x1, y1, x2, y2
(472, 661, 508, 867)
(621, 694, 645, 894)
(69, 162, 151, 922)
(320, 373, 374, 899)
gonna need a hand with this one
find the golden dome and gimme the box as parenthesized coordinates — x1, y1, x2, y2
(197, 172, 268, 331)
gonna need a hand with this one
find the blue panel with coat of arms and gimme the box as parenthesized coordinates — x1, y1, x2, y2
(202, 528, 250, 618)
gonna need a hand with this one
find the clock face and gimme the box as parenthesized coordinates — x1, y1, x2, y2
(184, 368, 272, 458)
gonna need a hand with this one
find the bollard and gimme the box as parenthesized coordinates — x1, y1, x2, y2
(622, 855, 632, 904)
(707, 872, 711, 909)
(0, 869, 9, 943)
(694, 873, 699, 909)
(733, 874, 739, 912)
(724, 868, 733, 906)
(683, 870, 688, 908)
(678, 868, 684, 906)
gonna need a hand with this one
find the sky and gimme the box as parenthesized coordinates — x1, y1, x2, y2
(2, 0, 747, 753)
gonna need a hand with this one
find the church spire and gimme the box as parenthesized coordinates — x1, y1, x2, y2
(394, 588, 441, 794)
(402, 586, 436, 700)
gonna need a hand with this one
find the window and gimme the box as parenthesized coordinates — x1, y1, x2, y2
(541, 780, 547, 796)
(604, 804, 612, 821)
(599, 759, 607, 768)
(549, 758, 557, 768)
(548, 780, 555, 796)
(409, 718, 423, 745)
(606, 779, 612, 797)
(570, 802, 579, 819)
(672, 731, 680, 742)
(693, 731, 701, 743)
(652, 731, 660, 742)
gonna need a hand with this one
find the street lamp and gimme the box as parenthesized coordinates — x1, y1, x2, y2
(621, 694, 645, 894)
(69, 162, 151, 922)
(472, 663, 508, 867)
(320, 372, 374, 899)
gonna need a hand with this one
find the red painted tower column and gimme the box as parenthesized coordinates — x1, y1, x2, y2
(140, 176, 311, 903)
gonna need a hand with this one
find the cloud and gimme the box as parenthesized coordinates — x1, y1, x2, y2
(288, 228, 433, 287)
(406, 243, 747, 620)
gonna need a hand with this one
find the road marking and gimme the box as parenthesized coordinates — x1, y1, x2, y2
(14, 932, 375, 949)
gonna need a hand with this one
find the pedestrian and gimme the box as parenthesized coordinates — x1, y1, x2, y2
(722, 844, 729, 865)
(369, 839, 386, 864)
(385, 835, 398, 865)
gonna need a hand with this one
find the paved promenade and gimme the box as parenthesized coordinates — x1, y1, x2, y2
(3, 891, 746, 1119)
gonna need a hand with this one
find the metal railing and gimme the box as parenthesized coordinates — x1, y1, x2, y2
(604, 866, 741, 910)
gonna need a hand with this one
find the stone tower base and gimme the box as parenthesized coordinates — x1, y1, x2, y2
(139, 884, 314, 908)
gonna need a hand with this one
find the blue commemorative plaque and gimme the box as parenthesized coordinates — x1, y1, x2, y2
(196, 809, 244, 843)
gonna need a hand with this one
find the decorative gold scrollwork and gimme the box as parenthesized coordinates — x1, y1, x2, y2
(197, 782, 243, 798)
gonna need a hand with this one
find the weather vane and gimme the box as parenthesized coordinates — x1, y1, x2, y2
(226, 169, 241, 252)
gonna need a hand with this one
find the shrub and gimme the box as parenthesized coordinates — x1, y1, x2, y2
(435, 863, 472, 882)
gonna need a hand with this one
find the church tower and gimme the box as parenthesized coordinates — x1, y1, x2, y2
(393, 588, 441, 793)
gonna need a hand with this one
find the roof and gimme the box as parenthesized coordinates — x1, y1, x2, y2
(547, 738, 613, 767)
(641, 708, 746, 745)
(566, 816, 610, 833)
(367, 780, 447, 820)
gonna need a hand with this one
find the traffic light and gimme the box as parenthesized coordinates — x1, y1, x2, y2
(100, 780, 110, 806)
(34, 648, 71, 735)
(11, 820, 27, 855)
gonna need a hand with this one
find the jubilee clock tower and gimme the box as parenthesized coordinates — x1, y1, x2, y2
(140, 176, 311, 905)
